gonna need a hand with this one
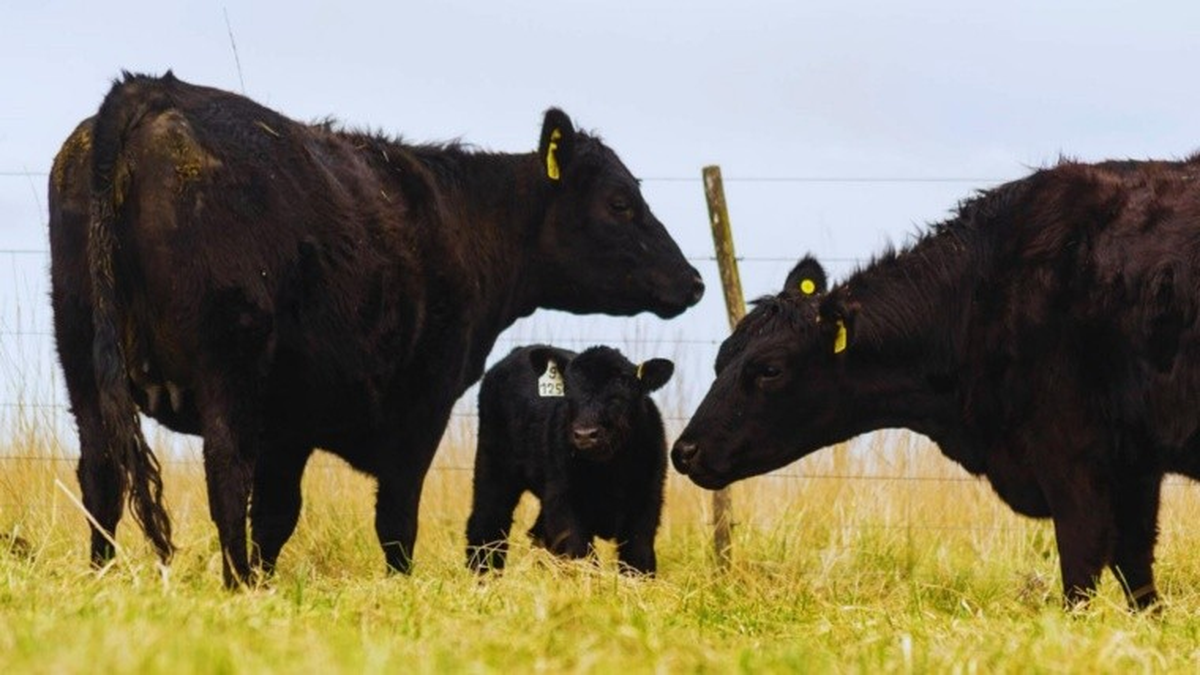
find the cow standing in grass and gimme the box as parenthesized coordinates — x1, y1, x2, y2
(48, 71, 703, 587)
(467, 345, 673, 575)
(674, 157, 1200, 609)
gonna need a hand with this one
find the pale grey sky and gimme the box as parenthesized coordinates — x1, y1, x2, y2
(3, 1, 1200, 442)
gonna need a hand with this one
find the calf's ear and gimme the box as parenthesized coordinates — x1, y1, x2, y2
(784, 255, 827, 296)
(636, 358, 674, 392)
(539, 108, 576, 182)
(528, 347, 554, 375)
(528, 347, 571, 376)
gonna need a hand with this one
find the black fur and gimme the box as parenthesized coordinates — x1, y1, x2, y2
(466, 346, 672, 576)
(675, 157, 1200, 609)
(48, 71, 702, 587)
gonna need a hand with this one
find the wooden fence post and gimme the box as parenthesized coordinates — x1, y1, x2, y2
(702, 165, 744, 570)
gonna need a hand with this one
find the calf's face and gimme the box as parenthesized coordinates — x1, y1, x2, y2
(530, 346, 673, 462)
(533, 109, 704, 319)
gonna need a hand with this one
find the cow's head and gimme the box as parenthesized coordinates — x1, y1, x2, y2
(530, 345, 673, 462)
(672, 256, 855, 488)
(532, 109, 703, 318)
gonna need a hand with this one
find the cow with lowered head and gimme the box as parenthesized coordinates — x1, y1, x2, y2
(467, 345, 673, 575)
(675, 157, 1200, 609)
(48, 71, 703, 587)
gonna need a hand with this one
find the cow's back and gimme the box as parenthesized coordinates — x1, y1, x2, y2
(966, 159, 1200, 459)
(95, 75, 437, 439)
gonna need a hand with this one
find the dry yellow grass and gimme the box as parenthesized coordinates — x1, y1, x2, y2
(6, 411, 1200, 672)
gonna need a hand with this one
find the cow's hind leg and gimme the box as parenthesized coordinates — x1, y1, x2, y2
(465, 443, 523, 572)
(250, 446, 313, 577)
(1109, 468, 1163, 611)
(76, 403, 127, 567)
(197, 290, 271, 589)
(199, 401, 257, 589)
(55, 290, 127, 567)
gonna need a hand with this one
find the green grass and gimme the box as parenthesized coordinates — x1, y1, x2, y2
(5, 424, 1200, 673)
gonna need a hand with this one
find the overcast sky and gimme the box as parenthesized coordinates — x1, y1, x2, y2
(4, 1, 1200, 441)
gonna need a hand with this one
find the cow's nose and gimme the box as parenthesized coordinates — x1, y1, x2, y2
(572, 426, 601, 447)
(673, 440, 699, 470)
(688, 275, 705, 305)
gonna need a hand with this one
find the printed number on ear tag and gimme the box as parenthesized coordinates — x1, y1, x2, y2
(538, 360, 565, 397)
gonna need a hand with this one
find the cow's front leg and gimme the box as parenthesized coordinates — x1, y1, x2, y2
(1109, 466, 1163, 611)
(1042, 463, 1115, 608)
(374, 408, 450, 575)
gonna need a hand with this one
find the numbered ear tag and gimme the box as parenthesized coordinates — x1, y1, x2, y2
(538, 360, 565, 397)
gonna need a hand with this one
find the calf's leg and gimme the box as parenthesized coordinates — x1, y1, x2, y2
(465, 439, 523, 572)
(538, 491, 591, 560)
(617, 505, 661, 576)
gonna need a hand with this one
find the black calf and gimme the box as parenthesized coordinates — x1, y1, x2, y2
(466, 345, 672, 575)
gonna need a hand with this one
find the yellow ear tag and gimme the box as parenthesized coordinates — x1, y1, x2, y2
(636, 362, 645, 380)
(799, 278, 816, 295)
(546, 128, 562, 181)
(833, 319, 847, 354)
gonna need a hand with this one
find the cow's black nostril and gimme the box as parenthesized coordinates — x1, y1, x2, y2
(674, 440, 699, 468)
(688, 275, 705, 305)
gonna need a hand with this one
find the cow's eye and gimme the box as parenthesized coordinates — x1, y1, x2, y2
(609, 193, 635, 218)
(753, 363, 785, 391)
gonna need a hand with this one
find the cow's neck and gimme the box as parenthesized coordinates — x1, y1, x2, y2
(834, 225, 987, 467)
(403, 149, 549, 391)
(413, 149, 545, 328)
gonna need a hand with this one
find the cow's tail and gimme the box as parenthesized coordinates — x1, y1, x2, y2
(88, 72, 177, 562)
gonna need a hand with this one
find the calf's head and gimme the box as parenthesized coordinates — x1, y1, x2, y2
(673, 257, 855, 488)
(530, 346, 673, 462)
(532, 109, 703, 318)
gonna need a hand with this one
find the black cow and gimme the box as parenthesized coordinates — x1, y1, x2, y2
(673, 157, 1200, 609)
(48, 71, 703, 587)
(466, 345, 672, 575)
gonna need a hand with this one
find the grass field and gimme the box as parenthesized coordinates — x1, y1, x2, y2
(5, 413, 1200, 673)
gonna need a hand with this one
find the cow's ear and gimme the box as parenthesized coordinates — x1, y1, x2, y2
(818, 297, 855, 356)
(636, 358, 674, 392)
(539, 108, 576, 182)
(784, 255, 827, 296)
